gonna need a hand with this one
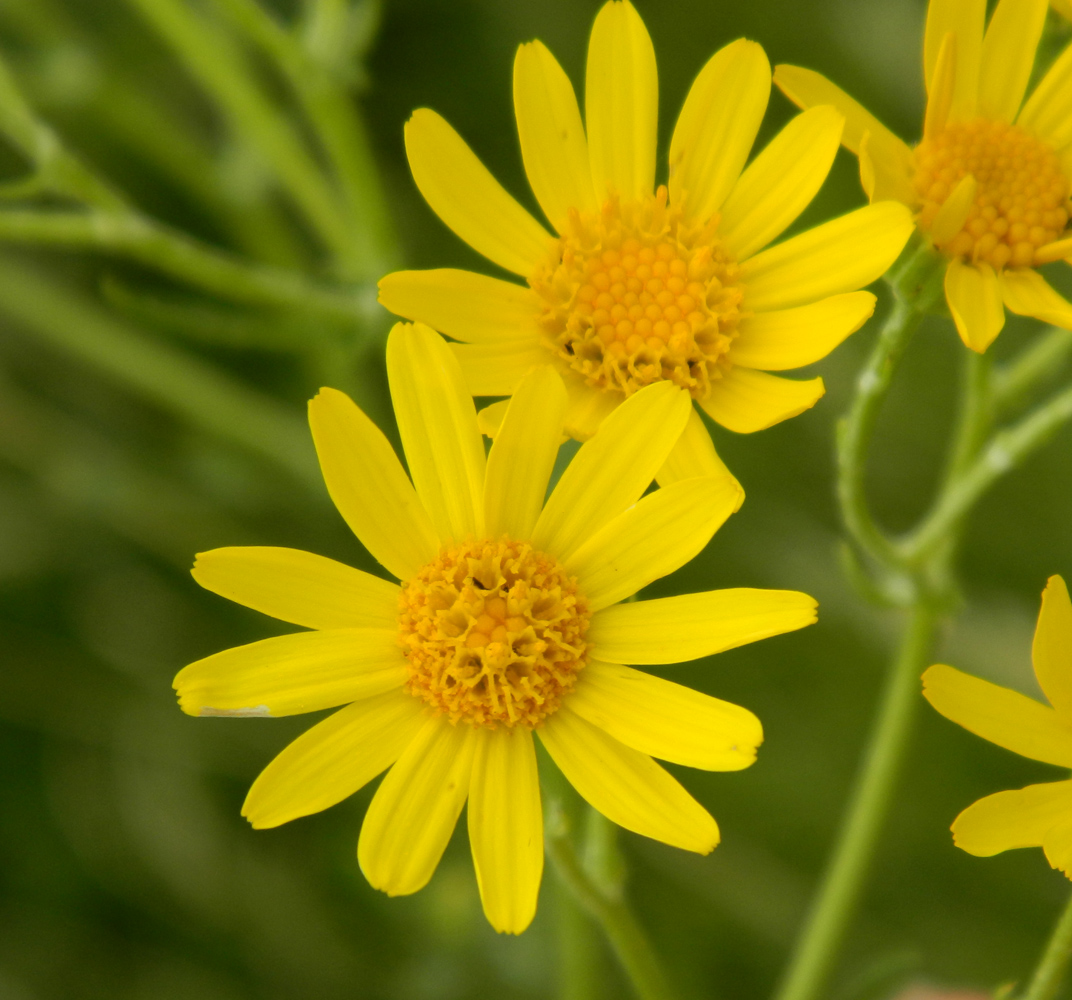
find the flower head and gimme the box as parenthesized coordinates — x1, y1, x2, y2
(923, 576, 1072, 874)
(379, 0, 913, 475)
(174, 322, 818, 933)
(777, 0, 1072, 352)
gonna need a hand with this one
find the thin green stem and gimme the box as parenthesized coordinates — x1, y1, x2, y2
(0, 209, 368, 322)
(836, 299, 925, 568)
(553, 874, 600, 1000)
(904, 379, 1072, 564)
(993, 326, 1072, 417)
(772, 602, 940, 1000)
(126, 0, 353, 264)
(1022, 888, 1072, 1000)
(0, 254, 321, 490)
(546, 808, 674, 1000)
(212, 0, 399, 277)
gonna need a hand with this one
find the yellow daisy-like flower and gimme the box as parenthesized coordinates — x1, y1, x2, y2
(378, 0, 913, 472)
(174, 322, 818, 934)
(923, 576, 1072, 874)
(777, 0, 1072, 353)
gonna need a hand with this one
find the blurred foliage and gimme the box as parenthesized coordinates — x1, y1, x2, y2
(0, 1, 1071, 999)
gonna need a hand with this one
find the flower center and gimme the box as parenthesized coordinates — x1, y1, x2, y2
(530, 187, 744, 399)
(914, 118, 1071, 269)
(397, 538, 590, 728)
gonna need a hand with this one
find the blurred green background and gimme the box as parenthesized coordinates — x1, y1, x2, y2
(1, 0, 1071, 998)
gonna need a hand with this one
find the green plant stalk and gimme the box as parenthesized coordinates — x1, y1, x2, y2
(0, 209, 367, 322)
(546, 818, 674, 1000)
(126, 0, 354, 265)
(993, 326, 1072, 416)
(1022, 888, 1072, 1000)
(212, 0, 400, 278)
(772, 602, 940, 1000)
(553, 871, 601, 1000)
(836, 298, 925, 568)
(0, 255, 321, 490)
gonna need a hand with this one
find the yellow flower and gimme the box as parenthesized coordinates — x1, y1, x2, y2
(776, 0, 1072, 353)
(173, 322, 818, 934)
(923, 576, 1072, 874)
(378, 0, 913, 475)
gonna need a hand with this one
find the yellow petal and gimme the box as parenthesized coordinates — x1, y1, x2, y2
(952, 780, 1072, 855)
(978, 0, 1049, 123)
(741, 202, 914, 312)
(922, 663, 1072, 767)
(1043, 815, 1072, 875)
(567, 475, 742, 612)
(358, 716, 475, 896)
(386, 322, 486, 543)
(378, 269, 542, 345)
(588, 587, 817, 664)
(1002, 268, 1072, 330)
(924, 0, 985, 121)
(242, 690, 425, 828)
(585, 0, 658, 201)
(467, 727, 543, 934)
(944, 259, 1005, 352)
(1018, 44, 1072, 148)
(452, 340, 547, 396)
(309, 387, 440, 582)
(924, 32, 957, 140)
(655, 406, 742, 493)
(668, 38, 770, 223)
(729, 292, 876, 371)
(1035, 236, 1072, 264)
(720, 105, 843, 261)
(192, 546, 399, 630)
(532, 380, 690, 563)
(567, 660, 762, 771)
(1033, 576, 1072, 722)
(174, 629, 407, 718)
(477, 398, 511, 438)
(538, 706, 719, 853)
(930, 173, 977, 246)
(562, 375, 621, 440)
(514, 40, 597, 230)
(404, 108, 552, 276)
(772, 65, 914, 166)
(857, 129, 918, 205)
(701, 368, 825, 434)
(484, 366, 567, 540)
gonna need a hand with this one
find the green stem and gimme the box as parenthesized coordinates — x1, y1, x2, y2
(0, 254, 321, 489)
(1022, 888, 1072, 1000)
(904, 379, 1072, 565)
(0, 208, 368, 322)
(773, 602, 940, 1000)
(212, 0, 399, 278)
(546, 811, 674, 1000)
(993, 326, 1072, 417)
(553, 873, 601, 1000)
(836, 298, 925, 568)
(125, 0, 354, 264)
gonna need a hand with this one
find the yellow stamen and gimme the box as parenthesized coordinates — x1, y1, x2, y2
(398, 538, 590, 728)
(530, 186, 744, 399)
(914, 119, 1071, 270)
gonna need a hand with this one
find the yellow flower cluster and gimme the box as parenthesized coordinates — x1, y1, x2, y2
(172, 0, 1072, 937)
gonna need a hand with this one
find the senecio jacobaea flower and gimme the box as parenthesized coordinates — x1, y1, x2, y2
(174, 323, 818, 934)
(923, 576, 1072, 875)
(379, 0, 913, 476)
(777, 0, 1072, 353)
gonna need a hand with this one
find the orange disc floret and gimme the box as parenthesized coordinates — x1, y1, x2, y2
(398, 538, 590, 729)
(914, 118, 1071, 269)
(530, 186, 744, 399)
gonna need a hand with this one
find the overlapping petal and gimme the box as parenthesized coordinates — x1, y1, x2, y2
(923, 0, 985, 121)
(1033, 576, 1072, 723)
(952, 780, 1072, 856)
(192, 546, 399, 630)
(944, 259, 1004, 352)
(175, 629, 407, 718)
(922, 664, 1072, 768)
(567, 660, 762, 770)
(242, 691, 425, 828)
(538, 706, 719, 853)
(588, 588, 817, 664)
(1001, 268, 1072, 330)
(452, 340, 546, 396)
(977, 0, 1048, 123)
(700, 367, 825, 434)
